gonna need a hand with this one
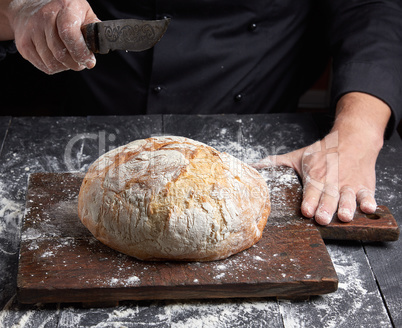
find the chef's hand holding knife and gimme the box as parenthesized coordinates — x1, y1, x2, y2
(1, 0, 98, 74)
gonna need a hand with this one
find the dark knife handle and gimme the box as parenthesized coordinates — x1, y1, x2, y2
(81, 23, 100, 53)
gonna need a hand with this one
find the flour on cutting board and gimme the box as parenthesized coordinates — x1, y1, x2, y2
(42, 243, 390, 328)
(22, 198, 80, 241)
(1, 134, 394, 327)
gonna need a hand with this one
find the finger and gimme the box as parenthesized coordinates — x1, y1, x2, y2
(250, 153, 292, 169)
(313, 152, 340, 225)
(272, 153, 295, 167)
(357, 188, 377, 214)
(337, 186, 356, 222)
(300, 151, 325, 218)
(251, 148, 304, 169)
(17, 37, 49, 73)
(314, 183, 339, 225)
(249, 156, 275, 169)
(34, 31, 69, 74)
(301, 177, 323, 218)
(56, 9, 96, 69)
(45, 19, 85, 71)
(33, 6, 72, 73)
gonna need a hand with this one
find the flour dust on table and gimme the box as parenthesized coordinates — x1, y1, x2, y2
(279, 243, 392, 328)
(0, 182, 23, 237)
(208, 125, 270, 163)
(0, 178, 24, 309)
(1, 115, 399, 327)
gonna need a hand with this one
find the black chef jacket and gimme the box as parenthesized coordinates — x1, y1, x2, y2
(1, 0, 401, 133)
(81, 0, 330, 115)
(78, 0, 402, 132)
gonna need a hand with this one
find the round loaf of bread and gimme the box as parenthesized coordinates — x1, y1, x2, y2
(78, 136, 270, 261)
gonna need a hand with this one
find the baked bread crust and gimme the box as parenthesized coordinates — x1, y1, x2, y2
(78, 136, 270, 261)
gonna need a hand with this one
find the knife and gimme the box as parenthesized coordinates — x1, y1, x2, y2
(81, 18, 170, 54)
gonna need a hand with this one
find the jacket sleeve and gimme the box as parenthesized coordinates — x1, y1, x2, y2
(0, 40, 17, 61)
(327, 0, 402, 136)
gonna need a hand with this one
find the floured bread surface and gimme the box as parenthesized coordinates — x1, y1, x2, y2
(78, 136, 270, 261)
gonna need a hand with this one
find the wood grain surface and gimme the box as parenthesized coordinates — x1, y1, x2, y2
(315, 206, 399, 241)
(1, 114, 400, 327)
(17, 168, 338, 304)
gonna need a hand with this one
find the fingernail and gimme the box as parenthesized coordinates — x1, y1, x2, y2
(86, 57, 96, 69)
(302, 202, 314, 217)
(80, 55, 96, 70)
(338, 208, 353, 222)
(316, 211, 332, 225)
(361, 201, 376, 213)
(305, 205, 313, 217)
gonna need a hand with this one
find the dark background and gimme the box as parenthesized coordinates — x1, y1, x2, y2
(1, 51, 401, 138)
(0, 52, 101, 116)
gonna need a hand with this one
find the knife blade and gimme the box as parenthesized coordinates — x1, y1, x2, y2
(81, 18, 170, 54)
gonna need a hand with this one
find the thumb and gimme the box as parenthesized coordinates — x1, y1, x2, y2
(82, 8, 100, 26)
(250, 153, 294, 170)
(252, 147, 308, 179)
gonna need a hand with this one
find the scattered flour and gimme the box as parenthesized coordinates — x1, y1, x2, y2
(0, 179, 24, 256)
(208, 139, 267, 164)
(215, 264, 227, 271)
(110, 278, 119, 286)
(41, 251, 54, 258)
(0, 127, 397, 328)
(126, 276, 141, 284)
(163, 299, 278, 328)
(279, 244, 391, 328)
(213, 273, 226, 280)
(254, 256, 265, 262)
(0, 193, 23, 236)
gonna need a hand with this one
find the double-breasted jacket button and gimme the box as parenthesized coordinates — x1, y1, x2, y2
(153, 86, 162, 94)
(234, 93, 243, 102)
(248, 23, 257, 31)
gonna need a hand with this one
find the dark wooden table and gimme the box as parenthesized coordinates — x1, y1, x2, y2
(0, 114, 401, 327)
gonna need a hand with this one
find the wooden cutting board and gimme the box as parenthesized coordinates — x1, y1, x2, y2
(17, 167, 399, 305)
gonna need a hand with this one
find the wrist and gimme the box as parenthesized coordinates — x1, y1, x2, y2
(331, 92, 391, 151)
